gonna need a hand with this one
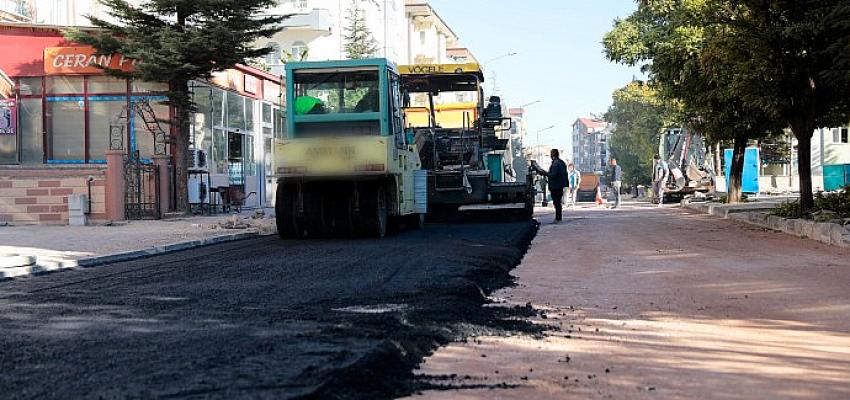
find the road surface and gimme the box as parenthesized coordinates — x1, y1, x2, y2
(0, 221, 536, 399)
(407, 203, 850, 400)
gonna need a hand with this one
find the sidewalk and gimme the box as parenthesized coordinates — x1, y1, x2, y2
(404, 202, 850, 400)
(0, 212, 275, 279)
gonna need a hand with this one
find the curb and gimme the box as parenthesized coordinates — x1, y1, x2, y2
(1, 230, 273, 280)
(77, 230, 267, 267)
(684, 202, 850, 249)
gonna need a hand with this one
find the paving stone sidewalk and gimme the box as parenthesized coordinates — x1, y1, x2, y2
(0, 212, 275, 279)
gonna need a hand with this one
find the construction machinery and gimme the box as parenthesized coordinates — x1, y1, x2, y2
(273, 59, 426, 238)
(659, 128, 716, 200)
(399, 63, 535, 218)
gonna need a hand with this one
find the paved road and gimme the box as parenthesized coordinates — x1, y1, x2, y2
(0, 221, 536, 399)
(408, 203, 850, 400)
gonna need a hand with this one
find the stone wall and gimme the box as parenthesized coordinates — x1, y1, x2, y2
(0, 166, 107, 225)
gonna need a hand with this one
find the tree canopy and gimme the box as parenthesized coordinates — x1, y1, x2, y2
(604, 81, 679, 187)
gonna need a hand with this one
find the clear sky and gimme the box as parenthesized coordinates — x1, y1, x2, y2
(427, 0, 642, 157)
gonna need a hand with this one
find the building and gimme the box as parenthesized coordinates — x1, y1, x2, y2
(0, 22, 284, 225)
(404, 1, 457, 65)
(259, 0, 408, 75)
(572, 117, 613, 173)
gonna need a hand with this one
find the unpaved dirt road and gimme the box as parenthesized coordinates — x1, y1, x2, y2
(0, 221, 536, 399)
(407, 203, 850, 400)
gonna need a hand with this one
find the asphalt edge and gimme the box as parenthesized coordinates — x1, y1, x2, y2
(0, 229, 274, 280)
(298, 220, 541, 400)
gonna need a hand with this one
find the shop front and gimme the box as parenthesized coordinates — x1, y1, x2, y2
(0, 23, 284, 225)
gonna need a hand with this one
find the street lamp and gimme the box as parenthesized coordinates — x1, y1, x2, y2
(536, 125, 556, 161)
(482, 52, 518, 65)
(520, 99, 542, 110)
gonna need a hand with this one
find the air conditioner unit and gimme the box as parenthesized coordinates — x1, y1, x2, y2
(188, 148, 208, 172)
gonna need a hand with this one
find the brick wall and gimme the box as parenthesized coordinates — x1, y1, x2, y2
(0, 166, 107, 225)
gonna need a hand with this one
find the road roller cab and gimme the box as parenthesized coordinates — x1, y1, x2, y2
(274, 59, 426, 238)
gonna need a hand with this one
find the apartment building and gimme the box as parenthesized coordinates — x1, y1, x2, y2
(572, 117, 613, 173)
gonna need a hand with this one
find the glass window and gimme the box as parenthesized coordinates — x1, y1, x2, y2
(226, 93, 245, 131)
(18, 77, 43, 96)
(213, 128, 227, 174)
(88, 76, 127, 93)
(132, 80, 168, 93)
(264, 137, 273, 172)
(265, 43, 281, 65)
(212, 88, 224, 128)
(47, 100, 85, 160)
(89, 100, 127, 160)
(244, 135, 255, 176)
(193, 86, 213, 148)
(293, 69, 379, 114)
(262, 103, 272, 124)
(19, 99, 43, 164)
(274, 108, 286, 139)
(290, 42, 308, 61)
(133, 100, 169, 159)
(245, 98, 256, 133)
(47, 76, 84, 94)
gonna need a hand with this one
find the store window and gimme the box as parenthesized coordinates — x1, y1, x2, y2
(89, 99, 127, 161)
(47, 99, 86, 161)
(47, 76, 83, 94)
(274, 108, 286, 139)
(89, 76, 127, 93)
(133, 100, 170, 159)
(213, 128, 227, 174)
(19, 99, 43, 164)
(18, 77, 43, 96)
(132, 80, 168, 93)
(226, 93, 246, 131)
(245, 98, 256, 133)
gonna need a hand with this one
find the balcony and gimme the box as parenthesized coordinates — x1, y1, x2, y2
(280, 8, 332, 33)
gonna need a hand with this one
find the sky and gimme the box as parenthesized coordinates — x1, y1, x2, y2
(427, 0, 642, 156)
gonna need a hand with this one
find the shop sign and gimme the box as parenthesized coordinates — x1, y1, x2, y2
(44, 47, 137, 75)
(0, 99, 16, 135)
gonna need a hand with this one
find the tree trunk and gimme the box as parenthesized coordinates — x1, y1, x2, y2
(714, 142, 722, 177)
(790, 120, 816, 211)
(727, 132, 747, 204)
(170, 79, 191, 213)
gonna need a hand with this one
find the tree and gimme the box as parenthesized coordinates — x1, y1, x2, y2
(603, 0, 782, 203)
(706, 1, 850, 210)
(604, 81, 679, 187)
(67, 0, 284, 212)
(343, 0, 379, 59)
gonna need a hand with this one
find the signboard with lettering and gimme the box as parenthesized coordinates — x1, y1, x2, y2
(44, 47, 137, 75)
(0, 99, 17, 135)
(398, 63, 482, 76)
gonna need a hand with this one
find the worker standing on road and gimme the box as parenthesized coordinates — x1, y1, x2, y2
(652, 154, 669, 207)
(533, 149, 568, 223)
(567, 163, 581, 208)
(609, 158, 623, 209)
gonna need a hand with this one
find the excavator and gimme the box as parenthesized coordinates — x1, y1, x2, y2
(659, 128, 716, 200)
(399, 63, 536, 218)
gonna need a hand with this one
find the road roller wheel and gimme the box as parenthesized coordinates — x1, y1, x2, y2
(275, 185, 301, 239)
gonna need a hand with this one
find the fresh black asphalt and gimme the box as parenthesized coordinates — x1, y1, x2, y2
(0, 221, 537, 399)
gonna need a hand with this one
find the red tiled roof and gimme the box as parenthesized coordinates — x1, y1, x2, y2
(577, 118, 607, 129)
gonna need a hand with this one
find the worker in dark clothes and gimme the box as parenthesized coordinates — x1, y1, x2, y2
(533, 149, 568, 223)
(609, 158, 623, 209)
